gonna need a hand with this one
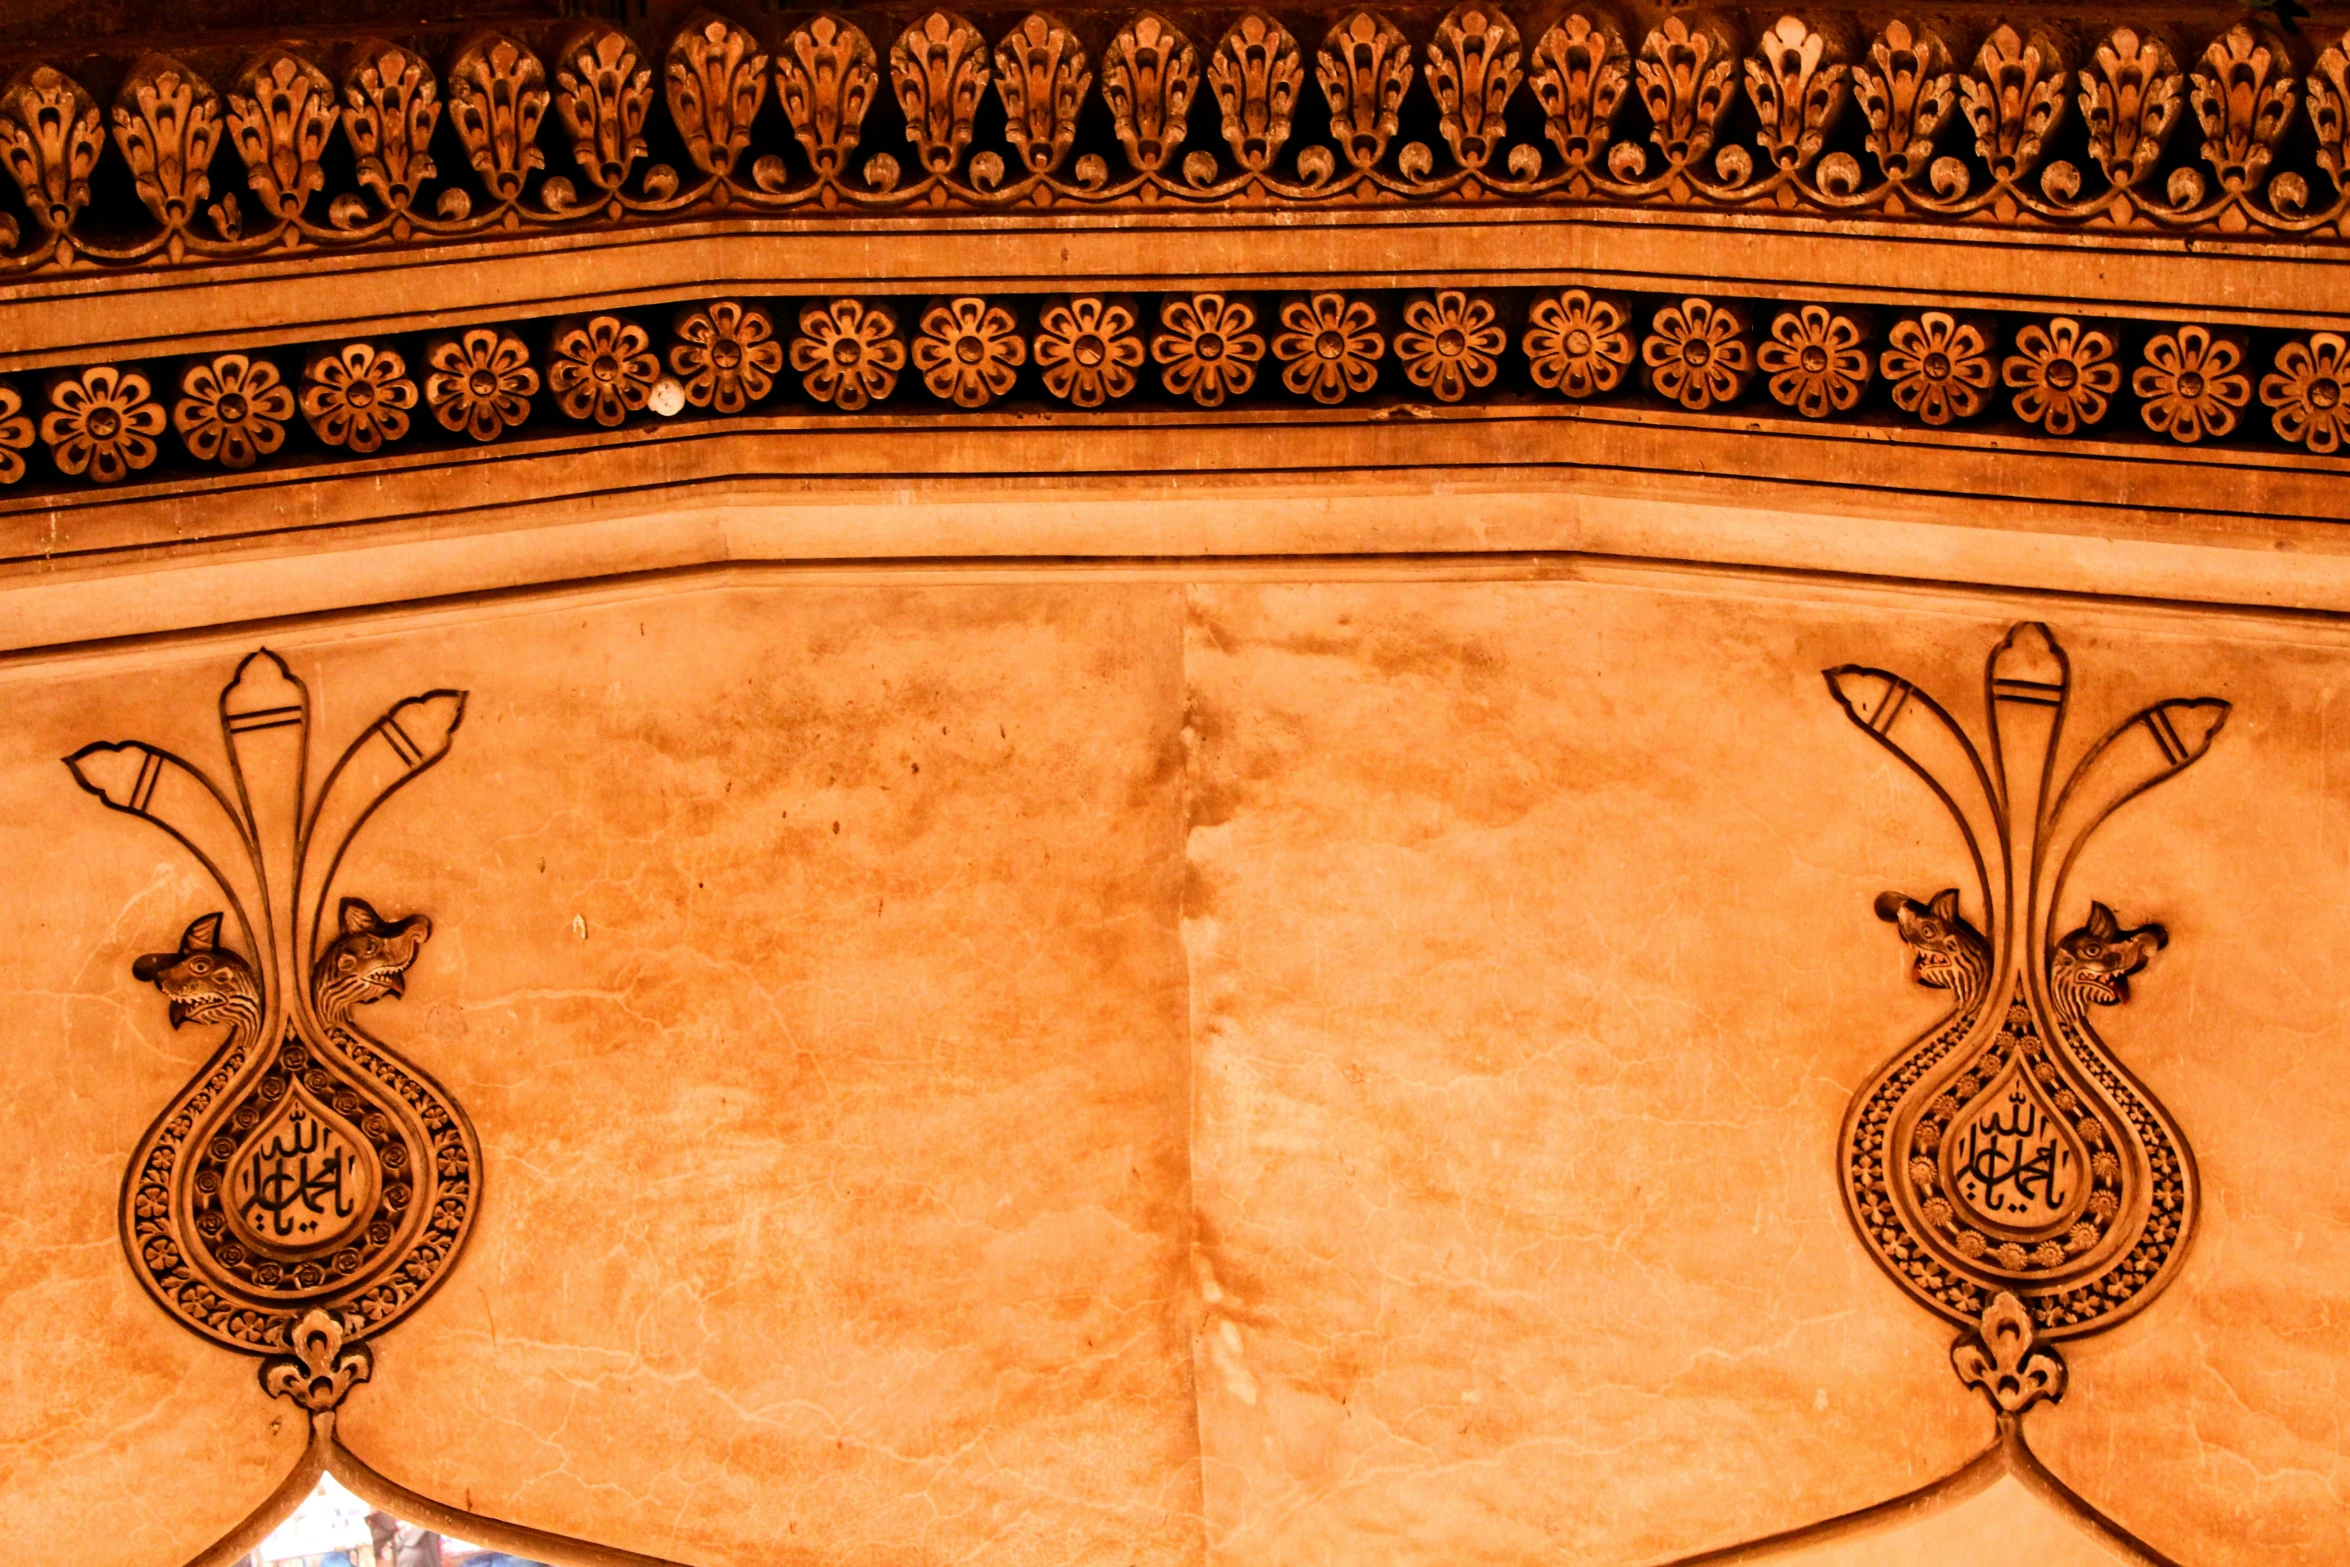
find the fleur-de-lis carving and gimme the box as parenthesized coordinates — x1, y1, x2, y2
(343, 41, 440, 221)
(226, 50, 338, 225)
(1852, 19, 1954, 185)
(994, 14, 1091, 177)
(2190, 25, 2296, 192)
(447, 32, 549, 205)
(1530, 14, 1628, 174)
(1319, 11, 1414, 171)
(1635, 16, 1740, 170)
(1950, 1293, 2066, 1415)
(2078, 29, 2180, 192)
(1102, 13, 1197, 174)
(260, 1310, 374, 1416)
(1959, 24, 2067, 186)
(668, 15, 768, 180)
(1428, 3, 1523, 172)
(2313, 29, 2350, 189)
(0, 65, 104, 234)
(892, 12, 989, 175)
(1210, 13, 1303, 173)
(777, 15, 879, 179)
(553, 26, 652, 196)
(112, 53, 222, 233)
(1746, 15, 1846, 173)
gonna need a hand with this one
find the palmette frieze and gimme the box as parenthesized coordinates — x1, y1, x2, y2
(0, 286, 2343, 496)
(2, 8, 2350, 276)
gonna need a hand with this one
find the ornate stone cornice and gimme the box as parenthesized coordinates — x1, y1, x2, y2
(2, 5, 2345, 274)
(0, 5, 2342, 588)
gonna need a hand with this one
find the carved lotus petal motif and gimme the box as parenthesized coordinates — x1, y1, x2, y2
(2313, 30, 2350, 185)
(891, 11, 989, 177)
(343, 40, 441, 218)
(226, 50, 338, 224)
(112, 52, 223, 232)
(2190, 24, 2296, 192)
(1635, 15, 1740, 169)
(1852, 18, 1953, 184)
(1319, 10, 1414, 171)
(2079, 28, 2181, 190)
(993, 14, 1091, 177)
(0, 65, 104, 233)
(1428, 3, 1524, 172)
(1745, 14, 1846, 173)
(1959, 24, 2067, 184)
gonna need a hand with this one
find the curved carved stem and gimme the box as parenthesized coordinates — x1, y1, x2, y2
(328, 1431, 696, 1567)
(175, 1412, 332, 1567)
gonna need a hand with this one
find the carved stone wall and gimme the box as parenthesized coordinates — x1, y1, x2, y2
(3, 5, 2348, 1566)
(4, 550, 2349, 1567)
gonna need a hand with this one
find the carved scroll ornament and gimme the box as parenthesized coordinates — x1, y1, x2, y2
(69, 652, 686, 1567)
(70, 652, 477, 1358)
(1709, 621, 2234, 1560)
(0, 10, 2347, 271)
(1828, 623, 2222, 1343)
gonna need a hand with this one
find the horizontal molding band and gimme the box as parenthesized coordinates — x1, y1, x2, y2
(0, 285, 2340, 512)
(3, 211, 2345, 372)
(16, 465, 2350, 660)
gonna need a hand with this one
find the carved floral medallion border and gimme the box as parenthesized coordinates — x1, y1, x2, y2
(1, 4, 2348, 282)
(0, 285, 2342, 498)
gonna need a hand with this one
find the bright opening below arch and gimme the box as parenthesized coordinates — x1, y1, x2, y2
(243, 1473, 549, 1567)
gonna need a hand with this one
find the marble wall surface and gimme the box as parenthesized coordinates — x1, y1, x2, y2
(3, 568, 2344, 1565)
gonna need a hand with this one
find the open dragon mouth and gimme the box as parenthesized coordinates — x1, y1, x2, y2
(2065, 970, 2128, 1005)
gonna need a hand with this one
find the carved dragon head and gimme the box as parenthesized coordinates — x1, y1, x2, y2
(313, 898, 432, 1021)
(132, 913, 263, 1029)
(2050, 901, 2166, 1015)
(1874, 888, 1993, 1012)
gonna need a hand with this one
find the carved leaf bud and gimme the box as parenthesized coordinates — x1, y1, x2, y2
(1209, 12, 1303, 173)
(553, 25, 653, 196)
(447, 31, 550, 205)
(668, 14, 770, 180)
(777, 15, 881, 180)
(1319, 10, 1414, 171)
(891, 11, 990, 175)
(1427, 4, 1524, 173)
(1102, 12, 1198, 175)
(0, 65, 105, 234)
(994, 13, 1092, 177)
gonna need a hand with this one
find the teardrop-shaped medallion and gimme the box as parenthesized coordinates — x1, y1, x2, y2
(222, 1078, 381, 1259)
(1932, 1019, 2092, 1240)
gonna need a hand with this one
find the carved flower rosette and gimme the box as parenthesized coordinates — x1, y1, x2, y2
(68, 651, 478, 1359)
(1826, 624, 2222, 1338)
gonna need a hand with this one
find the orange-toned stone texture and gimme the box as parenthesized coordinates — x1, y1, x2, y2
(0, 586, 1199, 1567)
(4, 571, 2348, 1565)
